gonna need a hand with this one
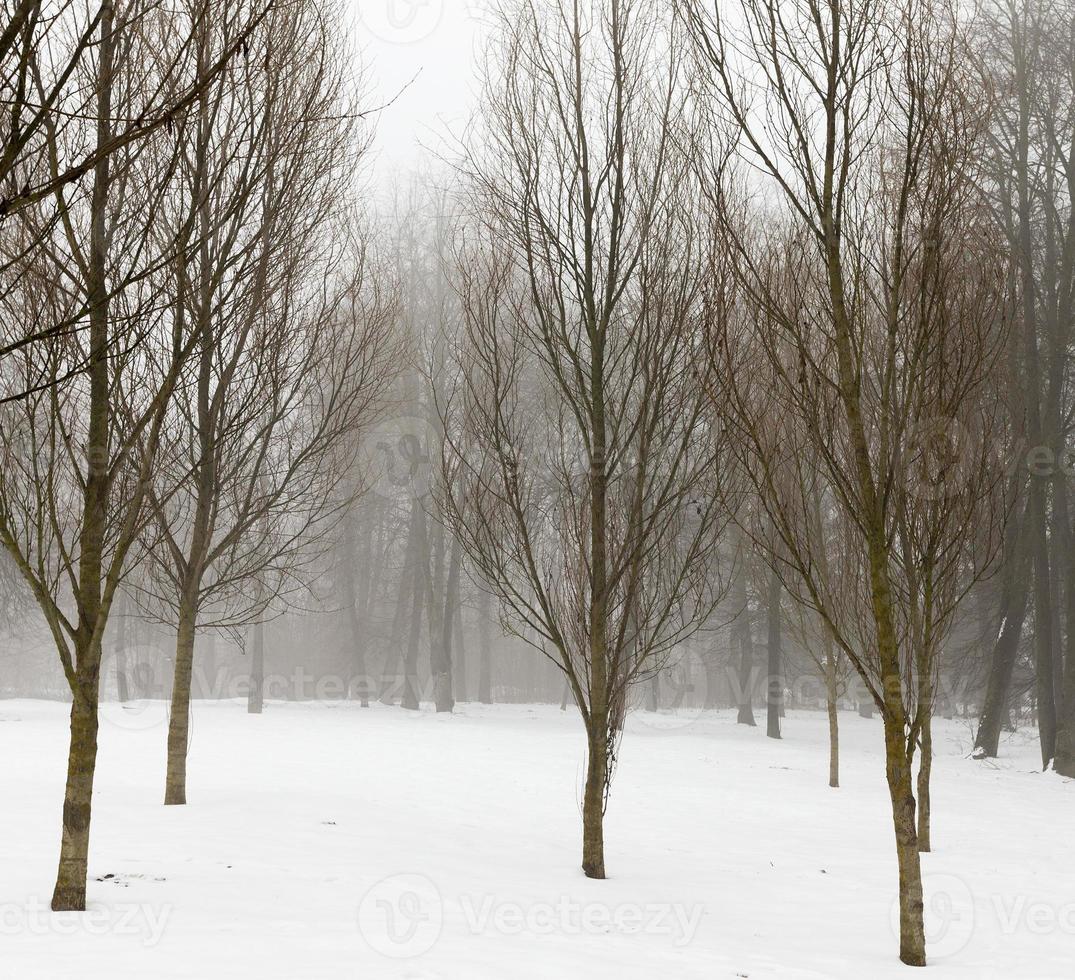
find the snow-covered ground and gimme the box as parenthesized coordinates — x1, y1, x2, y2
(0, 698, 1070, 979)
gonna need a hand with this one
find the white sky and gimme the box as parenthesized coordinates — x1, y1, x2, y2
(348, 1, 489, 189)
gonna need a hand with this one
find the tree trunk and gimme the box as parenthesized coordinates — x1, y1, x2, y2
(113, 593, 129, 703)
(917, 713, 932, 852)
(1030, 488, 1057, 768)
(52, 687, 100, 910)
(247, 620, 264, 714)
(52, 0, 115, 913)
(736, 621, 756, 726)
(733, 545, 755, 726)
(1051, 484, 1075, 776)
(165, 591, 198, 804)
(379, 553, 412, 705)
(432, 534, 461, 712)
(401, 562, 423, 711)
(478, 590, 493, 704)
(581, 722, 607, 879)
(766, 565, 782, 739)
(342, 511, 371, 706)
(975, 565, 1029, 757)
(825, 632, 840, 788)
(884, 714, 925, 966)
(452, 602, 467, 703)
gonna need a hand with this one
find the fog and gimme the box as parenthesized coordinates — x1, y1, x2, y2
(0, 0, 1072, 977)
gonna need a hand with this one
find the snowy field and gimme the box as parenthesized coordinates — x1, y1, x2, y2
(0, 699, 1071, 979)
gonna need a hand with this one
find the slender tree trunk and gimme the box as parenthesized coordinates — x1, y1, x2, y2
(824, 632, 840, 788)
(478, 590, 493, 704)
(736, 621, 756, 726)
(247, 620, 264, 714)
(401, 561, 423, 711)
(917, 712, 932, 852)
(584, 347, 610, 880)
(379, 551, 413, 705)
(453, 602, 467, 702)
(1052, 485, 1075, 776)
(342, 513, 371, 707)
(114, 593, 129, 703)
(51, 680, 101, 910)
(165, 589, 198, 804)
(1030, 491, 1057, 767)
(432, 534, 461, 712)
(766, 565, 782, 739)
(733, 544, 756, 726)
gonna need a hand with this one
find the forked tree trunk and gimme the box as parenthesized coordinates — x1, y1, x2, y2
(52, 683, 101, 910)
(975, 574, 1028, 757)
(883, 713, 925, 966)
(165, 591, 198, 804)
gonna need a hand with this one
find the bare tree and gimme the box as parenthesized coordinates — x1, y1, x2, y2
(441, 0, 731, 879)
(0, 0, 205, 909)
(139, 0, 399, 805)
(685, 0, 1009, 963)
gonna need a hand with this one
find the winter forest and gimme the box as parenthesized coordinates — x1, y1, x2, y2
(0, 0, 1072, 977)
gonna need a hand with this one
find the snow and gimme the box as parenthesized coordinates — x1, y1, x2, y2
(0, 699, 1071, 979)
